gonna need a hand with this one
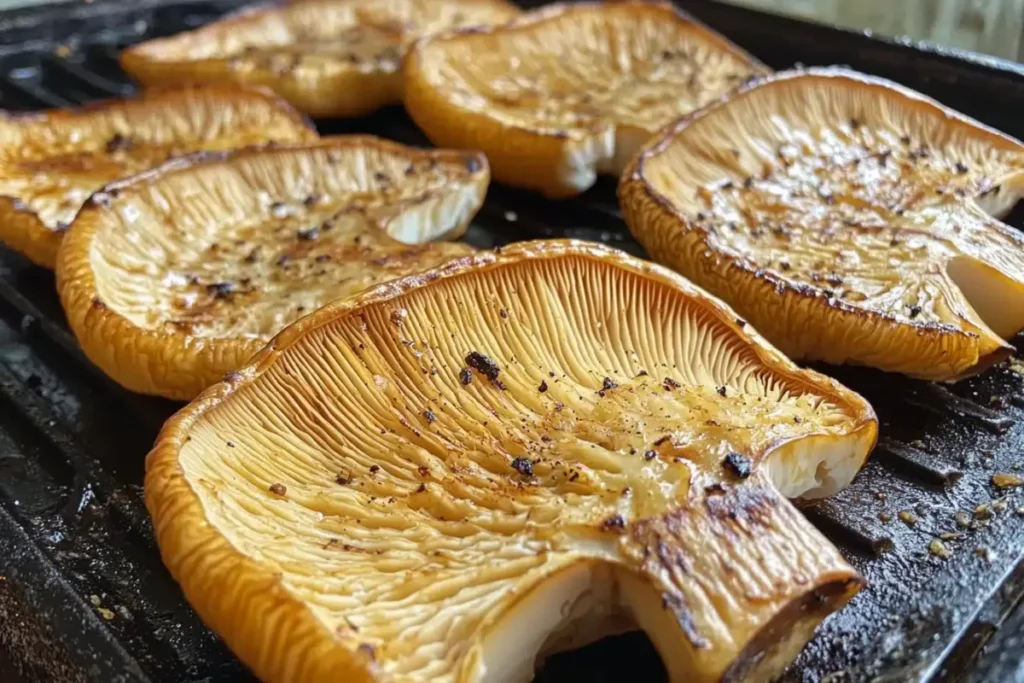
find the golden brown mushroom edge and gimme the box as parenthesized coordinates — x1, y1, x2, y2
(56, 136, 487, 400)
(146, 240, 877, 683)
(620, 67, 1024, 381)
(0, 84, 315, 269)
(403, 1, 768, 198)
(120, 0, 521, 118)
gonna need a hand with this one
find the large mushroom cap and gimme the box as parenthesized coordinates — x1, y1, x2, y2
(147, 240, 877, 683)
(0, 85, 314, 269)
(120, 0, 521, 118)
(56, 136, 487, 400)
(403, 1, 768, 198)
(621, 67, 1024, 381)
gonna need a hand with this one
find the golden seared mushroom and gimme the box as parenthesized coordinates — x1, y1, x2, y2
(403, 1, 767, 197)
(56, 137, 487, 400)
(0, 85, 315, 269)
(120, 0, 521, 119)
(146, 240, 877, 683)
(621, 67, 1024, 381)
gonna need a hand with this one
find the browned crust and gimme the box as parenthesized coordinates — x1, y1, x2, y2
(146, 239, 875, 683)
(120, 0, 521, 118)
(54, 136, 489, 401)
(620, 66, 1019, 380)
(403, 1, 769, 197)
(0, 84, 314, 269)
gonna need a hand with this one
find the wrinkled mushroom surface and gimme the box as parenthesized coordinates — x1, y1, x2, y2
(404, 1, 767, 197)
(146, 240, 877, 683)
(56, 137, 486, 400)
(0, 85, 314, 268)
(621, 67, 1024, 381)
(120, 0, 521, 118)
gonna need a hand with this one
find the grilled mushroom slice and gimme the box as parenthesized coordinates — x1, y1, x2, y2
(621, 67, 1024, 381)
(403, 1, 767, 197)
(0, 85, 314, 269)
(147, 240, 876, 683)
(56, 137, 487, 400)
(120, 0, 521, 118)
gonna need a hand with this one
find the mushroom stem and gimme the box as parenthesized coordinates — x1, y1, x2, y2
(464, 475, 861, 683)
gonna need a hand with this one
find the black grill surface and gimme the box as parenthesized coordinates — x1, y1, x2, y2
(1, 1, 1024, 682)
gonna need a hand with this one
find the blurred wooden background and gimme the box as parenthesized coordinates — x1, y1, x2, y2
(724, 0, 1024, 61)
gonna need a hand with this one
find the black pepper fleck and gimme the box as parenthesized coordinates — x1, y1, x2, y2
(538, 380, 548, 393)
(465, 351, 500, 382)
(644, 450, 657, 461)
(717, 386, 727, 397)
(663, 377, 681, 391)
(511, 457, 533, 477)
(723, 452, 752, 478)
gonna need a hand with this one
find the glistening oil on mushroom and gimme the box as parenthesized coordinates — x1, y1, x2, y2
(146, 241, 877, 683)
(56, 137, 489, 400)
(621, 67, 1024, 381)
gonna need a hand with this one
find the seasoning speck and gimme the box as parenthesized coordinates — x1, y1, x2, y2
(269, 483, 287, 496)
(538, 380, 548, 393)
(644, 450, 657, 461)
(663, 377, 681, 391)
(601, 514, 626, 532)
(599, 377, 618, 396)
(992, 473, 1023, 489)
(459, 368, 473, 386)
(465, 351, 501, 382)
(722, 452, 752, 478)
(928, 538, 951, 559)
(955, 161, 969, 174)
(369, 465, 380, 474)
(423, 409, 437, 424)
(335, 473, 350, 486)
(716, 385, 727, 397)
(511, 457, 533, 477)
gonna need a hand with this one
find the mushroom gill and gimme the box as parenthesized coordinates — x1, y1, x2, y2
(119, 0, 521, 118)
(55, 137, 487, 400)
(0, 85, 315, 269)
(403, 1, 768, 197)
(147, 240, 877, 683)
(621, 67, 1024, 381)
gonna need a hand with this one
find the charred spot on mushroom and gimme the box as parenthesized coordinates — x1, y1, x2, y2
(601, 514, 626, 532)
(104, 134, 132, 153)
(510, 457, 533, 477)
(598, 376, 618, 397)
(465, 351, 500, 382)
(722, 452, 752, 479)
(206, 282, 235, 300)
